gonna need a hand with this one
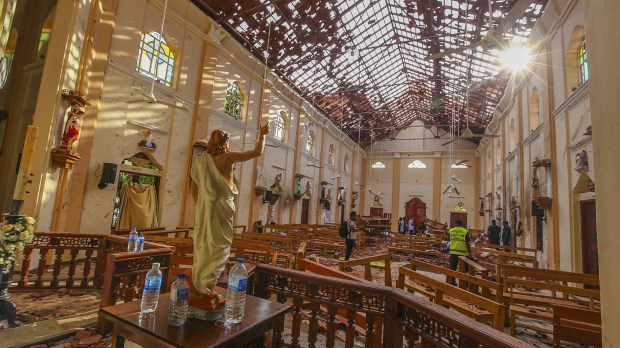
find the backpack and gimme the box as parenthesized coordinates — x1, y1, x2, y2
(339, 220, 350, 238)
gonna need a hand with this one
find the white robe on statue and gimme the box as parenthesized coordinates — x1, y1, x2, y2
(191, 153, 238, 294)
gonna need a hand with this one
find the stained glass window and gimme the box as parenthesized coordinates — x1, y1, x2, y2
(274, 111, 285, 141)
(578, 35, 588, 85)
(224, 82, 244, 120)
(136, 32, 175, 86)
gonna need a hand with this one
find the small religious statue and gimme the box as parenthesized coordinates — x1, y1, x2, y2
(138, 130, 157, 150)
(351, 191, 359, 208)
(303, 181, 312, 197)
(189, 123, 270, 320)
(270, 173, 283, 193)
(295, 177, 302, 194)
(575, 150, 588, 173)
(322, 188, 332, 223)
(61, 104, 85, 151)
(337, 187, 346, 205)
(370, 189, 383, 207)
(531, 169, 540, 188)
(320, 185, 326, 200)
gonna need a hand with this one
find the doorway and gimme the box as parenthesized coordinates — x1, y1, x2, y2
(580, 200, 599, 275)
(301, 198, 309, 224)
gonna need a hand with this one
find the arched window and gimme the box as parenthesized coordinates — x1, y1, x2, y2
(529, 88, 540, 133)
(274, 111, 286, 141)
(328, 144, 335, 165)
(224, 82, 244, 120)
(136, 32, 176, 86)
(343, 154, 350, 173)
(306, 131, 315, 155)
(578, 35, 588, 85)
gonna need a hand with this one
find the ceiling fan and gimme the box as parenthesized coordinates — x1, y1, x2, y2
(452, 159, 472, 168)
(427, 0, 536, 60)
(127, 87, 188, 111)
(441, 127, 500, 146)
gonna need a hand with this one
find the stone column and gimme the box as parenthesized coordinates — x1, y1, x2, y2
(585, 1, 620, 346)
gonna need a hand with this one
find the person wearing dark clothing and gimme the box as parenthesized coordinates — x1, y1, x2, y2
(344, 211, 364, 271)
(502, 221, 512, 250)
(487, 220, 501, 245)
(418, 223, 427, 235)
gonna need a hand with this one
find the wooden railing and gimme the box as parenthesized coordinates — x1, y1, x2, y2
(11, 232, 173, 334)
(252, 264, 531, 348)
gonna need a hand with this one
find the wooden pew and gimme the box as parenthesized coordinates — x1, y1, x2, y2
(388, 235, 443, 257)
(552, 304, 602, 347)
(297, 258, 383, 347)
(338, 254, 392, 287)
(475, 242, 538, 256)
(472, 246, 539, 271)
(499, 264, 600, 335)
(111, 228, 191, 238)
(110, 227, 166, 235)
(397, 260, 505, 330)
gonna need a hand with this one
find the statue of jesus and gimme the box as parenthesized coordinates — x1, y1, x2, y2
(188, 123, 269, 317)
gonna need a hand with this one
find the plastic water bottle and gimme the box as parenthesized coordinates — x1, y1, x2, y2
(140, 263, 162, 314)
(225, 258, 248, 324)
(128, 228, 138, 252)
(168, 273, 189, 327)
(137, 234, 145, 252)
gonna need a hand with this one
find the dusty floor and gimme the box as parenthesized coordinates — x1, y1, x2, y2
(1, 243, 585, 347)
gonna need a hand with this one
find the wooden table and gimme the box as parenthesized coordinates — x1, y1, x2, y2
(99, 289, 290, 348)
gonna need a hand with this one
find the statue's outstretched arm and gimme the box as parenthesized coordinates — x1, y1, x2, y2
(224, 123, 270, 166)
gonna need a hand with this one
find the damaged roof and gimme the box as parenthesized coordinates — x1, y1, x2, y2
(192, 0, 548, 143)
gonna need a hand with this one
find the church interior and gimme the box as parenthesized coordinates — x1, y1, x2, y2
(0, 0, 618, 346)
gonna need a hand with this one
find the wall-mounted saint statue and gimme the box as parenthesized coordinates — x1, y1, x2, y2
(61, 104, 85, 151)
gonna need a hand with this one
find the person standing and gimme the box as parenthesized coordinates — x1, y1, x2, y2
(502, 221, 512, 251)
(487, 220, 501, 245)
(408, 218, 415, 235)
(398, 217, 406, 234)
(344, 211, 363, 271)
(448, 219, 471, 271)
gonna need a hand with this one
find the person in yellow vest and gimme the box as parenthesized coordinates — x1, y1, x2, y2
(448, 219, 471, 271)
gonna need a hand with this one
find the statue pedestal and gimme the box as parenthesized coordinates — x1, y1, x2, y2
(184, 269, 226, 321)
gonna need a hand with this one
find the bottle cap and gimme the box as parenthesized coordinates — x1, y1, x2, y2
(236, 258, 244, 263)
(177, 273, 185, 279)
(152, 262, 160, 268)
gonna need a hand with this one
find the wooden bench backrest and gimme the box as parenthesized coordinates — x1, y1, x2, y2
(338, 254, 392, 286)
(397, 265, 504, 330)
(473, 246, 539, 269)
(552, 304, 602, 347)
(411, 258, 502, 302)
(500, 264, 600, 306)
(110, 227, 166, 235)
(475, 242, 538, 256)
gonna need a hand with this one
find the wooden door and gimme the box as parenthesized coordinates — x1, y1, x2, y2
(301, 199, 309, 224)
(450, 212, 467, 228)
(580, 200, 599, 275)
(405, 198, 427, 226)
